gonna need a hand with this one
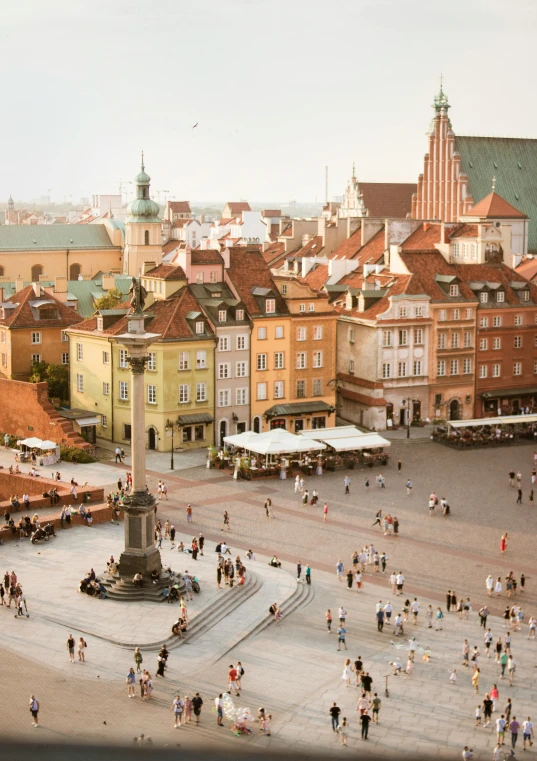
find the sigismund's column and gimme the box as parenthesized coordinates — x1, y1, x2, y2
(115, 306, 162, 579)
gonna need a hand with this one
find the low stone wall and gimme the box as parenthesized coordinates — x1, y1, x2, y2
(0, 471, 104, 513)
(0, 502, 121, 542)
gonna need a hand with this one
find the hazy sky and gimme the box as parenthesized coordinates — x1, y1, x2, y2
(3, 0, 535, 204)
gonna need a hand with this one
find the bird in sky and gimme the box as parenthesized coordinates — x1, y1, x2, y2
(192, 122, 198, 129)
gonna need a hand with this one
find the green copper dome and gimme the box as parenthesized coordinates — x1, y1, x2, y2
(127, 153, 161, 222)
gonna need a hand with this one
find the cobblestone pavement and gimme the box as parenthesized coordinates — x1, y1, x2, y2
(2, 438, 537, 758)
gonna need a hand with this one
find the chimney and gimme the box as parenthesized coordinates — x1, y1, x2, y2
(15, 276, 24, 293)
(54, 276, 67, 294)
(221, 247, 230, 269)
(101, 274, 115, 291)
(33, 282, 41, 297)
(143, 261, 154, 274)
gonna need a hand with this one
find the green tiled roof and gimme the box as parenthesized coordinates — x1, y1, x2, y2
(0, 224, 120, 251)
(455, 136, 537, 252)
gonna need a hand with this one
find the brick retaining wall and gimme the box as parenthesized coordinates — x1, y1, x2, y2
(0, 502, 121, 542)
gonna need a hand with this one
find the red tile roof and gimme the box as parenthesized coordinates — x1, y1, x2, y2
(263, 242, 286, 265)
(168, 201, 191, 214)
(303, 263, 329, 290)
(0, 286, 83, 329)
(280, 224, 293, 237)
(401, 251, 477, 302)
(449, 224, 479, 239)
(466, 192, 527, 219)
(225, 202, 251, 214)
(162, 240, 181, 255)
(261, 210, 281, 217)
(191, 249, 223, 265)
(340, 388, 387, 406)
(269, 223, 279, 242)
(145, 264, 186, 281)
(453, 262, 537, 305)
(330, 227, 363, 260)
(400, 223, 442, 252)
(360, 182, 416, 218)
(226, 247, 289, 317)
(516, 258, 537, 281)
(297, 235, 323, 257)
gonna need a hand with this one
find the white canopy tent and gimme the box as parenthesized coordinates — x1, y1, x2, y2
(39, 440, 58, 450)
(299, 426, 360, 441)
(19, 437, 45, 449)
(223, 431, 261, 449)
(227, 428, 327, 455)
(322, 433, 391, 451)
(448, 414, 537, 429)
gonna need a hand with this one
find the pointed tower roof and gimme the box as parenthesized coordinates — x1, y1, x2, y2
(466, 192, 528, 220)
(127, 153, 160, 223)
(7, 194, 14, 210)
(428, 76, 452, 134)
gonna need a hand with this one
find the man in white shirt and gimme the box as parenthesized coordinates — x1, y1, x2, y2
(411, 598, 419, 624)
(523, 717, 534, 750)
(338, 606, 347, 624)
(461, 746, 473, 761)
(375, 600, 383, 614)
(383, 602, 393, 623)
(394, 613, 403, 636)
(496, 715, 506, 745)
(408, 637, 417, 661)
(396, 572, 404, 596)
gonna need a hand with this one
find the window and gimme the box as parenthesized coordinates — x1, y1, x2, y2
(195, 321, 204, 334)
(450, 359, 459, 375)
(479, 365, 487, 379)
(296, 352, 307, 369)
(182, 426, 192, 442)
(218, 310, 227, 322)
(312, 379, 322, 396)
(464, 331, 472, 348)
(236, 309, 244, 321)
(179, 352, 190, 370)
(144, 229, 149, 245)
(313, 351, 323, 368)
(124, 423, 132, 440)
(480, 292, 489, 303)
(31, 332, 41, 345)
(274, 380, 284, 399)
(196, 350, 206, 369)
(218, 335, 230, 351)
(209, 271, 218, 283)
(61, 352, 69, 364)
(312, 416, 326, 429)
(256, 354, 267, 371)
(119, 381, 128, 400)
(438, 309, 447, 321)
(265, 299, 276, 314)
(438, 333, 446, 349)
(236, 334, 247, 350)
(382, 330, 392, 347)
(348, 328, 355, 344)
(471, 243, 477, 260)
(521, 290, 530, 302)
(398, 362, 407, 377)
(493, 316, 502, 327)
(147, 352, 156, 371)
(61, 330, 68, 343)
(257, 382, 267, 400)
(296, 380, 306, 398)
(479, 338, 488, 350)
(147, 385, 157, 404)
(179, 384, 190, 403)
(415, 305, 424, 317)
(450, 284, 459, 297)
(196, 272, 204, 284)
(102, 350, 110, 364)
(465, 308, 473, 320)
(76, 373, 84, 392)
(275, 326, 284, 339)
(281, 284, 287, 295)
(462, 243, 468, 259)
(453, 243, 459, 257)
(451, 333, 459, 348)
(437, 360, 446, 377)
(398, 329, 408, 346)
(196, 383, 207, 402)
(492, 364, 501, 377)
(218, 389, 231, 407)
(236, 360, 248, 377)
(31, 353, 41, 363)
(308, 302, 315, 312)
(413, 360, 422, 376)
(463, 358, 472, 375)
(514, 336, 522, 348)
(101, 415, 107, 429)
(257, 327, 267, 340)
(236, 388, 248, 405)
(313, 325, 323, 340)
(452, 309, 460, 320)
(218, 362, 231, 378)
(274, 352, 284, 369)
(414, 328, 423, 345)
(103, 381, 110, 395)
(514, 315, 523, 326)
(297, 327, 306, 341)
(119, 349, 128, 368)
(299, 303, 306, 313)
(480, 317, 489, 328)
(399, 306, 407, 318)
(76, 343, 83, 360)
(496, 291, 505, 303)
(513, 362, 522, 376)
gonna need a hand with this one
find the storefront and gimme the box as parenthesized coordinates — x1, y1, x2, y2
(263, 401, 335, 434)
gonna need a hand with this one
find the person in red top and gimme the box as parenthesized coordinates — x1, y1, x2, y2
(228, 664, 240, 696)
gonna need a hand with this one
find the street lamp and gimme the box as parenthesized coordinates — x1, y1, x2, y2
(165, 419, 175, 470)
(402, 397, 415, 439)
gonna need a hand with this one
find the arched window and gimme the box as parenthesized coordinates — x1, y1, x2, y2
(69, 263, 81, 280)
(31, 264, 43, 281)
(144, 230, 150, 245)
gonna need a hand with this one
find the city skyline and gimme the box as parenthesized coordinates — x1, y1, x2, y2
(2, 0, 535, 202)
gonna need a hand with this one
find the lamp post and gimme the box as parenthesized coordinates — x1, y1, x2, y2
(402, 397, 415, 439)
(165, 419, 175, 470)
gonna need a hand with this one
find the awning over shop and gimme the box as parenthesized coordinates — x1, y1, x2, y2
(449, 414, 537, 428)
(177, 413, 214, 426)
(481, 386, 537, 399)
(19, 437, 44, 448)
(76, 417, 100, 427)
(263, 401, 333, 418)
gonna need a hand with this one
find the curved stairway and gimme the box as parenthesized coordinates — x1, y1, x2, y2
(99, 571, 185, 603)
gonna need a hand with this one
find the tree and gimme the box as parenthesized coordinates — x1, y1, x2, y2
(30, 361, 69, 401)
(94, 286, 123, 310)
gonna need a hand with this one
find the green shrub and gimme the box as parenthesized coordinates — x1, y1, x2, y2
(0, 432, 20, 449)
(60, 445, 96, 464)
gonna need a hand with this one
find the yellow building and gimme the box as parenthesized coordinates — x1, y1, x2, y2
(67, 284, 215, 451)
(0, 283, 83, 380)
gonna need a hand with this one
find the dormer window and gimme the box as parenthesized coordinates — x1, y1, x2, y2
(265, 299, 275, 314)
(236, 309, 244, 321)
(471, 243, 477, 260)
(196, 321, 204, 334)
(281, 284, 287, 295)
(299, 303, 306, 313)
(480, 292, 489, 303)
(218, 310, 227, 322)
(453, 243, 459, 257)
(496, 291, 505, 303)
(449, 284, 459, 297)
(97, 317, 103, 331)
(308, 303, 315, 312)
(399, 306, 407, 318)
(521, 290, 530, 302)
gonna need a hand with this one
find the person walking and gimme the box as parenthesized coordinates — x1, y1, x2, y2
(360, 710, 371, 740)
(472, 667, 480, 693)
(371, 693, 381, 723)
(29, 695, 39, 727)
(435, 607, 444, 631)
(305, 564, 311, 585)
(323, 502, 329, 522)
(222, 511, 230, 531)
(77, 637, 86, 662)
(296, 561, 302, 582)
(510, 716, 520, 749)
(523, 717, 534, 750)
(215, 694, 224, 726)
(337, 625, 348, 651)
(342, 658, 353, 687)
(500, 533, 508, 553)
(376, 607, 385, 632)
(329, 702, 341, 732)
(336, 559, 344, 582)
(338, 717, 348, 746)
(171, 695, 184, 728)
(397, 459, 402, 473)
(134, 647, 143, 673)
(326, 609, 332, 632)
(406, 479, 412, 495)
(126, 668, 136, 698)
(344, 476, 350, 494)
(186, 504, 193, 523)
(228, 664, 240, 696)
(192, 693, 203, 724)
(517, 488, 523, 505)
(67, 634, 75, 663)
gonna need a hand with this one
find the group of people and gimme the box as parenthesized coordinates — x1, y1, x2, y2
(371, 511, 400, 536)
(216, 551, 246, 588)
(78, 567, 107, 598)
(427, 492, 451, 516)
(0, 569, 26, 616)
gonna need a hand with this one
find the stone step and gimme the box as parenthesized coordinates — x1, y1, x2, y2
(101, 571, 185, 603)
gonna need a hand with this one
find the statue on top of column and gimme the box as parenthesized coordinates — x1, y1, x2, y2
(129, 276, 148, 314)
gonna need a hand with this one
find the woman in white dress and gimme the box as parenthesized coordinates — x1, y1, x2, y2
(342, 658, 353, 686)
(495, 577, 502, 596)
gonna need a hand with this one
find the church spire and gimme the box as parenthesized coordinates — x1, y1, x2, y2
(428, 75, 452, 134)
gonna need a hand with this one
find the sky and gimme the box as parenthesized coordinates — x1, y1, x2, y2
(3, 0, 536, 204)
